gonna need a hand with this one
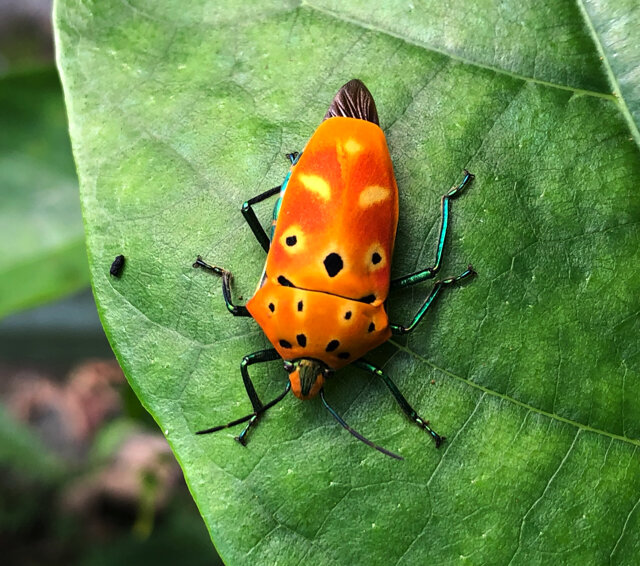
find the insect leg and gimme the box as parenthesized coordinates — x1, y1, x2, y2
(391, 170, 474, 290)
(192, 256, 250, 317)
(241, 185, 282, 253)
(196, 349, 285, 440)
(239, 349, 280, 411)
(241, 152, 300, 252)
(390, 266, 475, 335)
(354, 359, 444, 447)
(236, 349, 283, 444)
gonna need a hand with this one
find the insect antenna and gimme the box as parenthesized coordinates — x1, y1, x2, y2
(197, 382, 291, 435)
(319, 389, 403, 460)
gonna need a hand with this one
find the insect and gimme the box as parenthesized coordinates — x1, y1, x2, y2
(194, 79, 475, 459)
(110, 254, 125, 277)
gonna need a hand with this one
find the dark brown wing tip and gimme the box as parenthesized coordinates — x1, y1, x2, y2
(323, 79, 379, 125)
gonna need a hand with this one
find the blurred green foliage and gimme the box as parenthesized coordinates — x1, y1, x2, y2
(0, 68, 89, 320)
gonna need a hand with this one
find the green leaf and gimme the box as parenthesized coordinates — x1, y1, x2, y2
(0, 69, 88, 319)
(55, 1, 640, 564)
(578, 0, 640, 142)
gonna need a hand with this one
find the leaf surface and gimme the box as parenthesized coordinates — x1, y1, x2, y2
(55, 1, 640, 564)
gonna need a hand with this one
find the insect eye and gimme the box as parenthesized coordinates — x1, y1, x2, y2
(283, 361, 295, 373)
(323, 368, 333, 378)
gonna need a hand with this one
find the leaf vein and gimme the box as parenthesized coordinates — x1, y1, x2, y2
(300, 1, 616, 100)
(390, 340, 640, 447)
(507, 429, 581, 565)
(575, 0, 640, 145)
(394, 392, 486, 566)
(609, 490, 640, 561)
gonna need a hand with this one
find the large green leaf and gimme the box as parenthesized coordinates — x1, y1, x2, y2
(0, 69, 88, 319)
(55, 1, 640, 564)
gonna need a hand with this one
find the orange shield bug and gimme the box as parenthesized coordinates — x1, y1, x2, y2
(194, 79, 475, 459)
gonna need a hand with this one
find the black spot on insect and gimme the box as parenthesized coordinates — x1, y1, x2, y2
(286, 235, 297, 246)
(371, 252, 382, 265)
(337, 352, 350, 360)
(279, 339, 292, 349)
(278, 275, 295, 287)
(359, 294, 376, 303)
(326, 340, 340, 352)
(268, 303, 275, 312)
(297, 300, 303, 312)
(323, 253, 343, 277)
(344, 311, 352, 320)
(368, 322, 375, 332)
(110, 254, 125, 277)
(296, 334, 307, 347)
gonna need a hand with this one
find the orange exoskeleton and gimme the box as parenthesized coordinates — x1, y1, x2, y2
(194, 79, 475, 459)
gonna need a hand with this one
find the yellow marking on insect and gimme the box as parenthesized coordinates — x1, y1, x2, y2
(359, 185, 390, 208)
(299, 173, 331, 201)
(343, 138, 362, 154)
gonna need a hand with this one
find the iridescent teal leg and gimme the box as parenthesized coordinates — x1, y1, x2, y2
(354, 360, 444, 448)
(192, 256, 250, 317)
(196, 349, 285, 444)
(390, 266, 475, 335)
(241, 185, 281, 253)
(286, 152, 300, 164)
(391, 170, 474, 290)
(236, 348, 282, 444)
(241, 153, 300, 253)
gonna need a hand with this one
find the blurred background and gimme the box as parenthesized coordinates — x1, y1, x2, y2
(0, 1, 222, 563)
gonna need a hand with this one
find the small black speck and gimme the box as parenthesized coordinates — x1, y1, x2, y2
(286, 235, 297, 246)
(368, 322, 375, 332)
(296, 334, 307, 347)
(278, 275, 295, 287)
(279, 339, 292, 348)
(110, 255, 125, 277)
(338, 352, 350, 360)
(326, 340, 340, 352)
(323, 253, 343, 277)
(372, 252, 382, 265)
(344, 311, 352, 320)
(268, 303, 275, 312)
(297, 300, 303, 311)
(359, 294, 376, 304)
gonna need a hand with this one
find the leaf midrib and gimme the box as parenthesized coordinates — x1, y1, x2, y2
(575, 0, 640, 145)
(301, 1, 618, 102)
(391, 339, 640, 447)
